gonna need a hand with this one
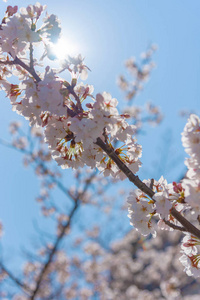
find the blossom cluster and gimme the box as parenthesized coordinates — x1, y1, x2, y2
(118, 46, 163, 133)
(94, 229, 200, 299)
(127, 176, 183, 237)
(180, 234, 200, 278)
(0, 3, 141, 179)
(180, 114, 200, 277)
(127, 113, 200, 277)
(118, 44, 157, 101)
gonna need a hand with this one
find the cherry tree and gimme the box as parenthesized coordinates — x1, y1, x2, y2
(0, 2, 200, 299)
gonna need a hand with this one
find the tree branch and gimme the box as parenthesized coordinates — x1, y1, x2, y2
(29, 201, 79, 299)
(95, 137, 154, 198)
(29, 171, 96, 299)
(13, 56, 41, 83)
(0, 262, 33, 293)
(0, 56, 41, 83)
(163, 219, 186, 232)
(95, 137, 200, 239)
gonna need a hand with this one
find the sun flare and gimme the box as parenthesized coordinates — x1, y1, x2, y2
(52, 37, 80, 60)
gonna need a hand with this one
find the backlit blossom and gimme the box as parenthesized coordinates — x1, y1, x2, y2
(127, 188, 156, 236)
(153, 190, 172, 219)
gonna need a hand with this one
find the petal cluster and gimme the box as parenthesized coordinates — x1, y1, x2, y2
(0, 4, 142, 178)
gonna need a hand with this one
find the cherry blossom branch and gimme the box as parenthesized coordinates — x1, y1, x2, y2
(69, 89, 83, 113)
(13, 56, 41, 82)
(95, 137, 200, 239)
(0, 262, 33, 293)
(29, 171, 96, 299)
(0, 2, 199, 283)
(0, 134, 99, 297)
(170, 207, 200, 238)
(118, 44, 157, 102)
(0, 55, 41, 82)
(29, 201, 79, 299)
(163, 219, 186, 232)
(95, 137, 154, 198)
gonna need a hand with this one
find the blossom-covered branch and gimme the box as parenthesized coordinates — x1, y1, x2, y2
(0, 2, 200, 282)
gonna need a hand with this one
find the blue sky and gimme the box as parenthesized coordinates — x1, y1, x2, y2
(0, 0, 200, 271)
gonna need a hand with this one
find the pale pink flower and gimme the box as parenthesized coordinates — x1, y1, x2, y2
(127, 189, 156, 236)
(153, 190, 172, 219)
(179, 253, 200, 278)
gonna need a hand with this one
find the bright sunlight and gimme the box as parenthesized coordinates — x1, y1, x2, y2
(51, 37, 80, 60)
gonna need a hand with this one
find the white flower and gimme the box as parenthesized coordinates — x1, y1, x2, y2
(127, 189, 156, 236)
(182, 179, 200, 210)
(179, 233, 200, 278)
(182, 114, 200, 162)
(179, 253, 200, 278)
(153, 190, 172, 219)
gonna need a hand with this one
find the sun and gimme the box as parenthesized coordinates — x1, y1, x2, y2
(51, 37, 80, 60)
